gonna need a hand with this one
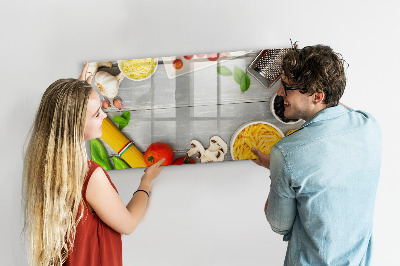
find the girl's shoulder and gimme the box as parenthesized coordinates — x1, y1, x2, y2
(86, 160, 118, 193)
(88, 160, 101, 171)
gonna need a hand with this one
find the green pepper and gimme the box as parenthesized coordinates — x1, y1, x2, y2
(90, 138, 113, 170)
(111, 156, 131, 169)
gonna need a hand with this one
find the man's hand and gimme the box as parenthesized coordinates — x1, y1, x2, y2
(251, 147, 271, 169)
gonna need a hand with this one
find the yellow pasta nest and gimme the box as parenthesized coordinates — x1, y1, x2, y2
(232, 123, 283, 160)
(120, 58, 157, 80)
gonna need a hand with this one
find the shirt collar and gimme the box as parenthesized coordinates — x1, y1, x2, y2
(300, 105, 349, 130)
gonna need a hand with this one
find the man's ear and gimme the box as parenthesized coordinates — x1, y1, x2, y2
(313, 92, 325, 104)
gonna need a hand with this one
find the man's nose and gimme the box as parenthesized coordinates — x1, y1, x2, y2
(277, 84, 285, 97)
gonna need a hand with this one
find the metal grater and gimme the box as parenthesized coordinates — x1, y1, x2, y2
(247, 48, 291, 89)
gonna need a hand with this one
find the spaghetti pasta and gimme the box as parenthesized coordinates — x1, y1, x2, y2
(101, 117, 147, 168)
(232, 123, 283, 160)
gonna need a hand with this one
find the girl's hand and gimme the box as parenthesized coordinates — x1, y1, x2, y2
(142, 158, 165, 184)
(78, 62, 93, 84)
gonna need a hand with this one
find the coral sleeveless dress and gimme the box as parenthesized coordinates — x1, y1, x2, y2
(64, 161, 122, 266)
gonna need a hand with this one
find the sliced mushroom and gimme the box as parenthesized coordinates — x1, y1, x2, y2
(187, 136, 227, 163)
(187, 140, 205, 159)
(201, 149, 225, 163)
(208, 136, 228, 155)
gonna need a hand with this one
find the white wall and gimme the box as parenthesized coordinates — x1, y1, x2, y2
(1, 0, 399, 265)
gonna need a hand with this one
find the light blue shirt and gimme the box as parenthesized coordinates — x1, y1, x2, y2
(266, 105, 382, 266)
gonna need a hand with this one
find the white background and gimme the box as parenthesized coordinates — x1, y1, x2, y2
(1, 0, 399, 265)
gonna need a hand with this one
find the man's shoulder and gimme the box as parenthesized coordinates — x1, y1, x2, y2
(273, 129, 310, 158)
(348, 108, 380, 127)
(338, 108, 381, 140)
(273, 107, 381, 157)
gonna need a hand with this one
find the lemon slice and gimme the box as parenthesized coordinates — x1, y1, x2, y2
(286, 129, 297, 136)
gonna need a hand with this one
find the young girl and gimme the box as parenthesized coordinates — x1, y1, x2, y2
(22, 64, 165, 266)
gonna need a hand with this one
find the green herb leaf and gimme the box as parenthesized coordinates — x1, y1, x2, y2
(90, 139, 113, 170)
(112, 116, 128, 130)
(217, 66, 233, 76)
(240, 74, 251, 92)
(119, 122, 128, 130)
(234, 67, 245, 84)
(121, 111, 130, 122)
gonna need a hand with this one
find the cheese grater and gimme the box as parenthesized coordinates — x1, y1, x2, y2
(247, 48, 291, 89)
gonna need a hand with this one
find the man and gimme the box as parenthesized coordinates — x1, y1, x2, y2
(252, 45, 382, 265)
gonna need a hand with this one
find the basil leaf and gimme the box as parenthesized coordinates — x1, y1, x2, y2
(240, 74, 251, 92)
(119, 121, 128, 130)
(112, 116, 127, 124)
(234, 67, 245, 84)
(121, 111, 130, 122)
(112, 116, 128, 130)
(217, 66, 232, 76)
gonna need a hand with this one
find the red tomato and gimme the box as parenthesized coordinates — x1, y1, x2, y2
(144, 142, 174, 166)
(196, 54, 205, 58)
(184, 55, 194, 60)
(172, 59, 183, 69)
(172, 156, 196, 165)
(207, 53, 219, 61)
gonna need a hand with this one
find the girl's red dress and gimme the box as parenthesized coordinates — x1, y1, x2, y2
(64, 161, 122, 266)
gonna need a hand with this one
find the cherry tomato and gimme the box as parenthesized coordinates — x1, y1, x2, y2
(184, 55, 194, 60)
(173, 59, 183, 69)
(196, 54, 205, 58)
(172, 156, 196, 165)
(207, 53, 219, 61)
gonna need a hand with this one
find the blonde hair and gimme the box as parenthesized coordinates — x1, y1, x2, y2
(23, 79, 93, 265)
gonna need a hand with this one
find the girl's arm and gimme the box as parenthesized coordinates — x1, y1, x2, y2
(86, 158, 165, 235)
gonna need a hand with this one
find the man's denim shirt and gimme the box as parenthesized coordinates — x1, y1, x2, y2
(266, 105, 382, 266)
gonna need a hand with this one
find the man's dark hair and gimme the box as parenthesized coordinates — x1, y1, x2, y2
(282, 45, 347, 107)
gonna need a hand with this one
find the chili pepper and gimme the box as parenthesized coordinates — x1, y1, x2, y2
(111, 156, 131, 169)
(90, 138, 113, 170)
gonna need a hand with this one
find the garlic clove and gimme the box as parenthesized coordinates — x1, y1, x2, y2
(86, 61, 112, 80)
(115, 72, 125, 84)
(102, 99, 111, 109)
(113, 98, 123, 111)
(95, 71, 120, 98)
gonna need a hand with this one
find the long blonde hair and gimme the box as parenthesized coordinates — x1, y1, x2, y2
(23, 79, 93, 265)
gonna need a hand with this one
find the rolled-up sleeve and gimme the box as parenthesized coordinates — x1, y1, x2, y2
(266, 146, 297, 241)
